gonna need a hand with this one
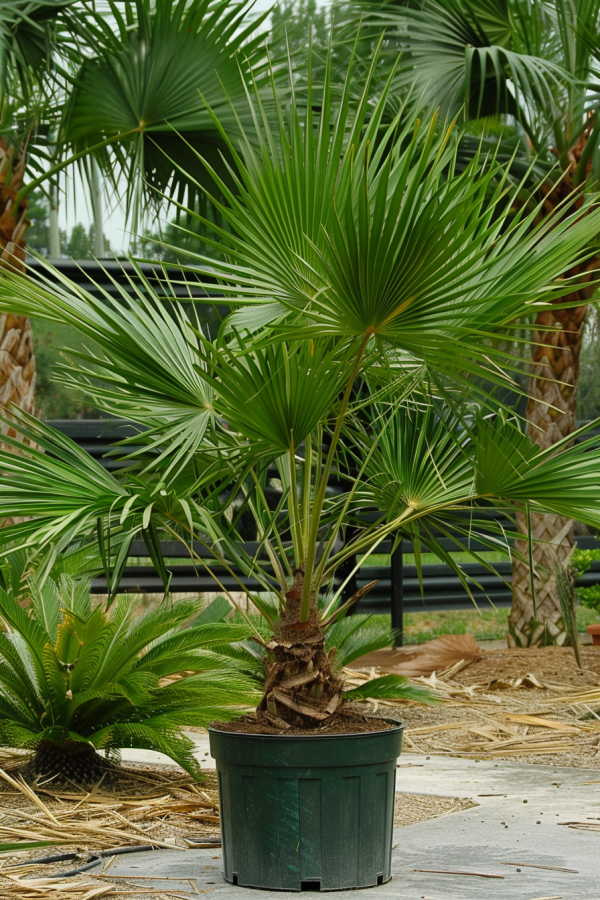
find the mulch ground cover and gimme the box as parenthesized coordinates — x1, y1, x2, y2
(3, 640, 600, 897)
(452, 644, 600, 687)
(352, 643, 600, 767)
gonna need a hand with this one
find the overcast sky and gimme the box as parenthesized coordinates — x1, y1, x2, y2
(58, 0, 326, 255)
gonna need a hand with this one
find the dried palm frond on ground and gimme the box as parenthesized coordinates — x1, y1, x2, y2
(355, 634, 482, 677)
(349, 649, 600, 767)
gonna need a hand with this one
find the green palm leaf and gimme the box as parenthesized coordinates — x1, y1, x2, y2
(164, 45, 600, 387)
(200, 339, 356, 454)
(58, 0, 271, 222)
(0, 841, 66, 852)
(367, 0, 600, 175)
(476, 417, 600, 524)
(326, 614, 398, 669)
(343, 674, 438, 705)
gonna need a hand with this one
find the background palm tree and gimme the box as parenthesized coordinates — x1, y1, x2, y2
(56, 0, 271, 227)
(0, 0, 270, 426)
(0, 1, 80, 426)
(365, 0, 600, 646)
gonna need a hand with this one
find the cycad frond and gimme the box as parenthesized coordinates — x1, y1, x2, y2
(0, 571, 256, 779)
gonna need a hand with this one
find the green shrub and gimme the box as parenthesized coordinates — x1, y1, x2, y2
(572, 546, 600, 577)
(576, 583, 600, 613)
(0, 575, 258, 781)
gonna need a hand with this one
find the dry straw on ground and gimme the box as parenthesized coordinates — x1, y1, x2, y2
(3, 641, 600, 896)
(0, 757, 221, 898)
(351, 644, 600, 767)
(0, 753, 470, 899)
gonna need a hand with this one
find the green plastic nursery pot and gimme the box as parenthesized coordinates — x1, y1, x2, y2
(208, 722, 403, 892)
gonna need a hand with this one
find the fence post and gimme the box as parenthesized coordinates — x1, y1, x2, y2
(391, 540, 403, 647)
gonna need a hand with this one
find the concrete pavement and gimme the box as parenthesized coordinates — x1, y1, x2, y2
(106, 745, 600, 897)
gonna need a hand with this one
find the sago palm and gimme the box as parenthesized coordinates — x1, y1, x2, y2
(363, 0, 600, 644)
(3, 46, 600, 726)
(0, 569, 258, 780)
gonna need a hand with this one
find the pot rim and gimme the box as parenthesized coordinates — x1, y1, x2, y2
(208, 720, 404, 740)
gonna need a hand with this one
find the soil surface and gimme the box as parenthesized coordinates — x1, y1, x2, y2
(453, 644, 600, 688)
(211, 710, 396, 735)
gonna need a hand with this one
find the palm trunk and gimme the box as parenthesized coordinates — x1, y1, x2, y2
(508, 122, 599, 649)
(0, 139, 36, 429)
(509, 283, 593, 646)
(253, 570, 342, 728)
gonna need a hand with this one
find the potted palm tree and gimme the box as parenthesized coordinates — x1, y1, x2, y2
(3, 46, 600, 891)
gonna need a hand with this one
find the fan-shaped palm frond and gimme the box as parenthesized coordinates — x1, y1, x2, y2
(163, 42, 600, 388)
(58, 0, 271, 224)
(0, 0, 78, 113)
(366, 0, 600, 181)
(199, 338, 357, 455)
(0, 259, 215, 480)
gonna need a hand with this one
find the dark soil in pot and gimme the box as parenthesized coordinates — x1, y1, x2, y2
(211, 710, 396, 736)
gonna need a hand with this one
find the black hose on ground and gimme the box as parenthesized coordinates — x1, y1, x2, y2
(14, 838, 222, 879)
(16, 844, 157, 879)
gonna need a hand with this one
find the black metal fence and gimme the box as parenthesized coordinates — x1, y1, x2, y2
(47, 419, 600, 641)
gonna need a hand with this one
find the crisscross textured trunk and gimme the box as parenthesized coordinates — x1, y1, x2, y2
(0, 139, 36, 430)
(509, 270, 596, 646)
(508, 123, 600, 647)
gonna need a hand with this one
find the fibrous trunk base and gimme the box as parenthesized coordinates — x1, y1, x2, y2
(25, 739, 112, 785)
(259, 594, 343, 729)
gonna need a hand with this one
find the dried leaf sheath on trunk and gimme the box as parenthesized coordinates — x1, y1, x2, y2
(258, 572, 344, 727)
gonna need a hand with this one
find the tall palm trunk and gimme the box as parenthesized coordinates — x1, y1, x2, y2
(509, 294, 588, 646)
(508, 127, 599, 648)
(0, 139, 36, 429)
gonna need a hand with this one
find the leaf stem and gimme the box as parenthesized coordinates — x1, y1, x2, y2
(15, 129, 141, 205)
(299, 332, 370, 620)
(288, 434, 304, 566)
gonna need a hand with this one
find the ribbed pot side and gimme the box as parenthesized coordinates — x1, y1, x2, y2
(208, 723, 404, 892)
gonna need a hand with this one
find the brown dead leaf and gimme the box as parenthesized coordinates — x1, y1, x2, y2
(354, 635, 482, 678)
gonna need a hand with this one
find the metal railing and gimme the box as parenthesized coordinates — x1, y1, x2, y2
(44, 419, 600, 644)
